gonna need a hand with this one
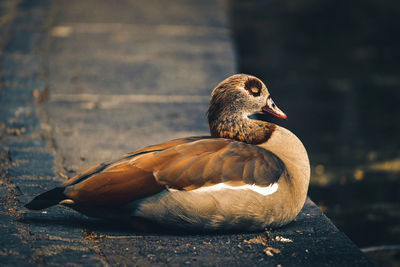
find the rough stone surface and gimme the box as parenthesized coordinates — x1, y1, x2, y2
(0, 0, 373, 266)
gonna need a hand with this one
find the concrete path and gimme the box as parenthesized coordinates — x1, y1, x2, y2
(0, 0, 372, 265)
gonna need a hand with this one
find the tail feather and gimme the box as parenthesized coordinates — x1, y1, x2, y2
(25, 187, 67, 210)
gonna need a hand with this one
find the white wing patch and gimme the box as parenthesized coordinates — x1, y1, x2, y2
(190, 182, 279, 196)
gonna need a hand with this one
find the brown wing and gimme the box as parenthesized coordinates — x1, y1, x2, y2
(64, 163, 163, 205)
(133, 138, 286, 190)
(62, 137, 285, 206)
(62, 136, 208, 205)
(62, 136, 209, 187)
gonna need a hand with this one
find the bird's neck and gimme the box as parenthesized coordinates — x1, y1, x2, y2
(259, 125, 310, 212)
(209, 113, 276, 144)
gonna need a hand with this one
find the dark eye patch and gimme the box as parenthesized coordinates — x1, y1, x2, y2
(244, 78, 262, 97)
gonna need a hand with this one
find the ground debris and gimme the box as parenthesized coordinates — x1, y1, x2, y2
(82, 229, 106, 240)
(58, 171, 69, 179)
(83, 233, 106, 240)
(264, 227, 274, 241)
(6, 127, 26, 136)
(274, 236, 293, 243)
(264, 247, 281, 256)
(244, 235, 268, 246)
(33, 88, 48, 103)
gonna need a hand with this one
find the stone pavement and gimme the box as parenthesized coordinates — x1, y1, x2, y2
(0, 0, 372, 266)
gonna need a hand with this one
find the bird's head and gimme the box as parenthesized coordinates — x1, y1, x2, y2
(208, 73, 286, 121)
(207, 74, 286, 143)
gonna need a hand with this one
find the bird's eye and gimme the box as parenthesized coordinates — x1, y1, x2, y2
(244, 79, 262, 97)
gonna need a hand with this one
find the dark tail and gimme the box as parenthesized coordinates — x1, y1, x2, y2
(25, 187, 66, 210)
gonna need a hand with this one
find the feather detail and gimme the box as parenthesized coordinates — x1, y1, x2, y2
(64, 164, 164, 205)
(132, 138, 285, 190)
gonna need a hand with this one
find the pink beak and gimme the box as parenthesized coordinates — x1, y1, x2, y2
(261, 100, 287, 119)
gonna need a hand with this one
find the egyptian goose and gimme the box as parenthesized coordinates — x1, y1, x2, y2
(26, 74, 310, 231)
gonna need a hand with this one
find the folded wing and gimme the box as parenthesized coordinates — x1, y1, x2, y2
(62, 137, 285, 206)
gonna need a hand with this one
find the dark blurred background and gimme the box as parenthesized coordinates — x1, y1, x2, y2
(229, 0, 399, 253)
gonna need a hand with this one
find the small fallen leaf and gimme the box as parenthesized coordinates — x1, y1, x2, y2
(275, 236, 293, 243)
(244, 235, 268, 246)
(58, 172, 69, 179)
(265, 250, 273, 257)
(264, 247, 280, 256)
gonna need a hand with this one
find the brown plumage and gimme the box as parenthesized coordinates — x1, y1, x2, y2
(25, 74, 310, 231)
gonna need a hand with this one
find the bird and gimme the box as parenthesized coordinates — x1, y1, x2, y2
(25, 74, 310, 231)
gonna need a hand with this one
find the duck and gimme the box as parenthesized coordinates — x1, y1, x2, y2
(25, 74, 310, 231)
